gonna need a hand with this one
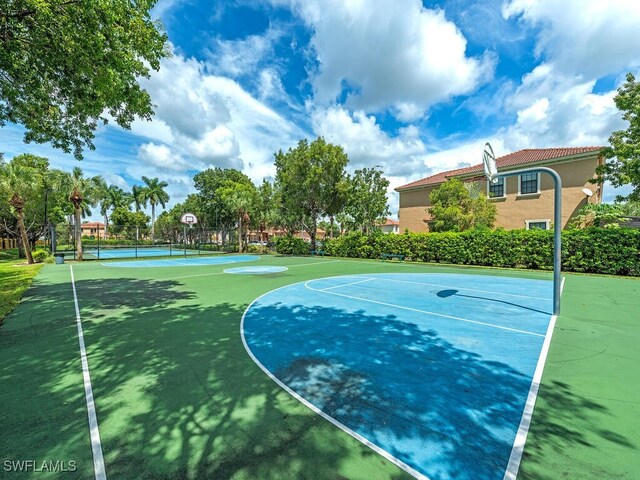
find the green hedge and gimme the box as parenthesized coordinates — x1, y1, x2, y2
(274, 235, 310, 255)
(323, 229, 640, 276)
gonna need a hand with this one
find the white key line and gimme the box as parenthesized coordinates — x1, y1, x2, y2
(320, 277, 376, 291)
(304, 280, 544, 337)
(360, 276, 549, 301)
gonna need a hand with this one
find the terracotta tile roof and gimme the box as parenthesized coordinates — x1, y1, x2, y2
(381, 218, 399, 226)
(396, 146, 603, 191)
(81, 222, 105, 228)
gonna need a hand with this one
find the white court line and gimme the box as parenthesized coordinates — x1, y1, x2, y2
(70, 266, 107, 480)
(305, 280, 544, 337)
(361, 276, 549, 301)
(320, 277, 375, 291)
(503, 275, 565, 480)
(239, 284, 430, 480)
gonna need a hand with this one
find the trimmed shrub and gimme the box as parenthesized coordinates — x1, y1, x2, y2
(274, 235, 310, 255)
(323, 228, 640, 276)
(32, 249, 51, 263)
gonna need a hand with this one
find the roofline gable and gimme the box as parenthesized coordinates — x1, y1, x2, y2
(395, 147, 603, 192)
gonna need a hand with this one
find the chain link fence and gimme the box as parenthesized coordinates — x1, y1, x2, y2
(54, 222, 240, 260)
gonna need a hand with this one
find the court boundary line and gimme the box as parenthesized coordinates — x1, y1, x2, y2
(360, 275, 549, 301)
(503, 275, 565, 480)
(70, 265, 107, 480)
(305, 279, 545, 337)
(239, 283, 429, 480)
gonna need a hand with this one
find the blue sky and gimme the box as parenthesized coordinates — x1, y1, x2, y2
(2, 0, 640, 216)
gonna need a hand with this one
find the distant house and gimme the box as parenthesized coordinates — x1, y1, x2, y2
(379, 218, 400, 234)
(395, 147, 604, 232)
(80, 221, 107, 239)
(247, 228, 326, 243)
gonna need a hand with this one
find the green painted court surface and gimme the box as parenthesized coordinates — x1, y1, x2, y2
(1, 255, 638, 479)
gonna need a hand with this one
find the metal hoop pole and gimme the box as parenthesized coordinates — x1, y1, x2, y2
(494, 166, 562, 315)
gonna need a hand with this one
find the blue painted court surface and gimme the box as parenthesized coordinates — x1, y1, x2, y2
(242, 273, 555, 480)
(103, 254, 260, 268)
(224, 266, 288, 274)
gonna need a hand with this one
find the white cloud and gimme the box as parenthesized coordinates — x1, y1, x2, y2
(207, 27, 283, 78)
(279, 0, 494, 120)
(311, 106, 428, 177)
(130, 48, 307, 183)
(499, 64, 622, 151)
(137, 142, 190, 171)
(503, 0, 640, 77)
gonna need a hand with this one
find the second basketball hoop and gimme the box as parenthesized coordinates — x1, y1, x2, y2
(181, 212, 198, 228)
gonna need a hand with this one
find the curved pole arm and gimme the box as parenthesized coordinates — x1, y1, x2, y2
(494, 167, 562, 315)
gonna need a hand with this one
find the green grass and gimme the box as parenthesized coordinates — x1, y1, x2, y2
(0, 255, 638, 479)
(0, 248, 44, 324)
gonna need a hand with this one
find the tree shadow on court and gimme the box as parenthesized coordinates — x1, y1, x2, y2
(244, 302, 636, 480)
(517, 378, 637, 480)
(0, 276, 407, 479)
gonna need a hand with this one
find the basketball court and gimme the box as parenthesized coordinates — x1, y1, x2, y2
(1, 254, 638, 480)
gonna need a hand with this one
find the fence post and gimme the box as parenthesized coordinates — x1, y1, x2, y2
(97, 224, 101, 259)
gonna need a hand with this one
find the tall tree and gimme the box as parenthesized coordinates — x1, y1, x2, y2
(0, 155, 69, 253)
(217, 181, 257, 253)
(94, 177, 109, 235)
(597, 73, 640, 201)
(0, 1, 169, 159)
(428, 178, 497, 232)
(344, 167, 390, 234)
(0, 162, 37, 263)
(141, 176, 169, 240)
(253, 180, 278, 242)
(275, 137, 349, 250)
(65, 167, 99, 261)
(193, 168, 253, 242)
(132, 184, 146, 212)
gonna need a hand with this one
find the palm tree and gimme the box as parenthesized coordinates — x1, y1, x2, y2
(94, 177, 109, 236)
(0, 163, 37, 263)
(131, 184, 146, 212)
(141, 176, 169, 240)
(106, 186, 132, 225)
(66, 167, 99, 261)
(218, 182, 256, 253)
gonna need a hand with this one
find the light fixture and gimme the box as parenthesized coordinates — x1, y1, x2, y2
(582, 187, 594, 197)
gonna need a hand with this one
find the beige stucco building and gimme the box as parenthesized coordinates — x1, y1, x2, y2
(396, 147, 604, 232)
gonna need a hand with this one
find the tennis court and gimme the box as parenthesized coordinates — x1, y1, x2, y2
(1, 255, 638, 480)
(84, 245, 206, 259)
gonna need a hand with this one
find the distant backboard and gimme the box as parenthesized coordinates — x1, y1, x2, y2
(181, 212, 198, 226)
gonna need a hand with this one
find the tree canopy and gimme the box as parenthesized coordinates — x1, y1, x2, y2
(344, 167, 390, 234)
(428, 178, 497, 232)
(275, 137, 349, 249)
(0, 0, 169, 159)
(597, 73, 640, 202)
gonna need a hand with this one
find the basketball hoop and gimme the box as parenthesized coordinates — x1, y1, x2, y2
(482, 142, 499, 184)
(480, 142, 563, 315)
(181, 212, 198, 229)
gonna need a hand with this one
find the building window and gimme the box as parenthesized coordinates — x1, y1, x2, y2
(488, 177, 505, 198)
(526, 220, 550, 230)
(520, 173, 539, 194)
